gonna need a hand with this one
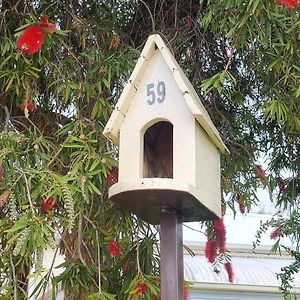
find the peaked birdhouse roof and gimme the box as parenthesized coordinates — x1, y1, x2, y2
(103, 34, 229, 154)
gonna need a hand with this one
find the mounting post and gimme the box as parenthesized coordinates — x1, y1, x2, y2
(160, 208, 183, 300)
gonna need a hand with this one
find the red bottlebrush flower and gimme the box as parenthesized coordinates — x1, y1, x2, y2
(270, 227, 283, 239)
(256, 165, 267, 187)
(278, 180, 286, 193)
(19, 102, 25, 111)
(214, 218, 225, 231)
(19, 99, 37, 112)
(187, 18, 193, 28)
(108, 240, 121, 257)
(213, 218, 226, 253)
(205, 239, 217, 263)
(224, 47, 233, 59)
(17, 16, 55, 56)
(122, 263, 129, 274)
(39, 16, 56, 31)
(26, 99, 36, 112)
(238, 196, 246, 214)
(41, 197, 58, 214)
(17, 24, 46, 56)
(107, 166, 118, 185)
(151, 296, 160, 300)
(216, 233, 226, 253)
(224, 262, 234, 283)
(256, 165, 266, 178)
(134, 282, 148, 297)
(184, 284, 189, 300)
(276, 0, 300, 8)
(0, 165, 4, 180)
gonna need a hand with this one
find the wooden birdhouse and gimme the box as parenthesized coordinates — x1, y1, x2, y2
(103, 34, 229, 225)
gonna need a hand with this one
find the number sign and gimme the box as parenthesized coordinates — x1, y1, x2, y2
(147, 81, 166, 105)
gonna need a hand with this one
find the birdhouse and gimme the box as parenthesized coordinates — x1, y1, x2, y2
(103, 34, 229, 225)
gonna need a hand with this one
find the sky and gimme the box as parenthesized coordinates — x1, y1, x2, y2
(183, 188, 290, 250)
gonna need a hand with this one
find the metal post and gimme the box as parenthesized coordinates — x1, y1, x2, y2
(160, 208, 183, 300)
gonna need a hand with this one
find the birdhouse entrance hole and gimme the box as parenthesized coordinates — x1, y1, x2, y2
(143, 121, 173, 178)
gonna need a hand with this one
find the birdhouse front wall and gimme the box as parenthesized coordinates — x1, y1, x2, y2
(118, 50, 197, 185)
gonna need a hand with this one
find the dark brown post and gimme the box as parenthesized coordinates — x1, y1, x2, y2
(160, 208, 183, 300)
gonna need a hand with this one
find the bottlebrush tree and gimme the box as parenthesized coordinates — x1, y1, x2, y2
(0, 0, 299, 299)
(0, 1, 160, 299)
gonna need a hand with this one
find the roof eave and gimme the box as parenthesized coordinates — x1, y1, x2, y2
(103, 35, 157, 145)
(103, 34, 229, 154)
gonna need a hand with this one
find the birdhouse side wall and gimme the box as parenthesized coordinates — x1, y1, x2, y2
(195, 121, 221, 214)
(117, 50, 197, 185)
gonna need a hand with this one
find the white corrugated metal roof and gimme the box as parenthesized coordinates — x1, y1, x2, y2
(183, 213, 298, 289)
(184, 253, 300, 288)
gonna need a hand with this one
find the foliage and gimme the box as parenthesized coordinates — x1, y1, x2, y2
(0, 0, 299, 299)
(199, 0, 299, 294)
(0, 1, 160, 299)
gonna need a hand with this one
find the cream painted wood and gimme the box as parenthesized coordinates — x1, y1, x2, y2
(119, 50, 196, 184)
(103, 34, 228, 224)
(103, 34, 228, 154)
(195, 122, 221, 216)
(109, 179, 220, 224)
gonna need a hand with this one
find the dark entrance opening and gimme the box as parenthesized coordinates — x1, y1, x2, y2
(143, 121, 173, 178)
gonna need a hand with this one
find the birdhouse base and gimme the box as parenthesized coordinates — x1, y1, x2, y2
(108, 179, 221, 224)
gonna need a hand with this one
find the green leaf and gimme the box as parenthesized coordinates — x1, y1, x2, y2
(87, 180, 102, 195)
(62, 143, 86, 148)
(295, 86, 300, 98)
(89, 159, 100, 172)
(27, 69, 40, 78)
(0, 55, 12, 69)
(91, 102, 100, 120)
(65, 84, 71, 102)
(5, 75, 14, 92)
(251, 0, 260, 14)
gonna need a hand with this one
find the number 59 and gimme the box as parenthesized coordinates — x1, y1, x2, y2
(147, 81, 166, 105)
